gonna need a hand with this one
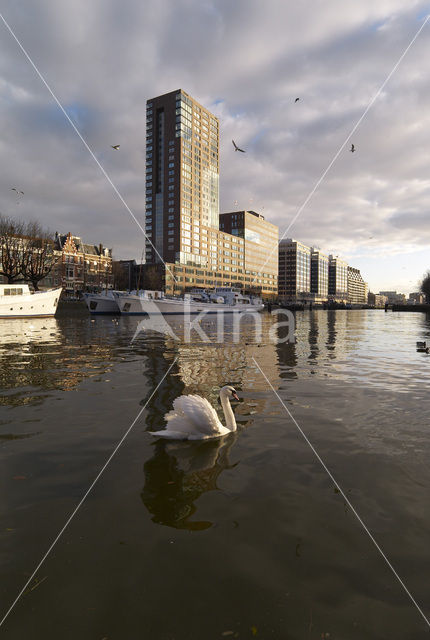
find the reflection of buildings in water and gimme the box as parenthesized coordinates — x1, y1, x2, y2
(0, 317, 115, 405)
(276, 310, 367, 371)
(138, 317, 282, 530)
(308, 311, 319, 362)
(326, 310, 336, 356)
(141, 435, 237, 530)
(0, 317, 61, 349)
(171, 340, 280, 418)
(275, 315, 298, 378)
(140, 353, 184, 433)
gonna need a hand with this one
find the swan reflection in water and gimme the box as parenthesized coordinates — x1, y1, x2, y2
(141, 434, 238, 531)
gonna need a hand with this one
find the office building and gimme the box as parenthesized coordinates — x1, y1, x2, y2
(310, 249, 329, 299)
(379, 291, 406, 305)
(278, 238, 311, 301)
(408, 292, 426, 304)
(368, 292, 387, 307)
(347, 267, 368, 304)
(144, 90, 277, 298)
(328, 255, 348, 302)
(219, 210, 278, 296)
(145, 89, 219, 267)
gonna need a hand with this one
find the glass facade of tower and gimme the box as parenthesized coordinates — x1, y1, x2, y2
(278, 239, 311, 299)
(311, 249, 329, 297)
(145, 89, 219, 268)
(328, 255, 348, 301)
(144, 90, 277, 298)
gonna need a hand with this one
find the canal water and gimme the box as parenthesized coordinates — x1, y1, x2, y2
(0, 310, 429, 639)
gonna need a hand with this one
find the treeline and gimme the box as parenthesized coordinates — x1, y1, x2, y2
(421, 270, 430, 302)
(0, 214, 57, 290)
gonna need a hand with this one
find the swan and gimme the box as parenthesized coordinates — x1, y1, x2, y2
(150, 385, 239, 440)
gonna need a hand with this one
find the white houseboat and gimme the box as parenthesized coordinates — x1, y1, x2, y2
(114, 287, 264, 315)
(0, 284, 62, 318)
(83, 290, 123, 315)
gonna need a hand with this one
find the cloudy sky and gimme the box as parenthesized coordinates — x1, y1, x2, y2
(0, 0, 429, 293)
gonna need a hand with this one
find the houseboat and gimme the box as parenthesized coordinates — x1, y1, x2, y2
(0, 284, 61, 318)
(114, 287, 264, 315)
(83, 290, 122, 315)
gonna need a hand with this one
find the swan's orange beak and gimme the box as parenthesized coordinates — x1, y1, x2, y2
(232, 391, 239, 401)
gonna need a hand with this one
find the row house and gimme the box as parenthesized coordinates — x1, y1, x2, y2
(42, 232, 113, 297)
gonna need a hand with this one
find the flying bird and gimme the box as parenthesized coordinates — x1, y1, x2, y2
(11, 188, 24, 195)
(111, 145, 120, 150)
(232, 140, 245, 153)
(295, 97, 300, 103)
(350, 144, 355, 152)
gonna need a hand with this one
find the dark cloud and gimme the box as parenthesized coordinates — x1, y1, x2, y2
(0, 0, 429, 288)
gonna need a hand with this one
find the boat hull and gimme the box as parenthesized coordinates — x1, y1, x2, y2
(0, 287, 62, 318)
(83, 292, 121, 315)
(117, 295, 264, 315)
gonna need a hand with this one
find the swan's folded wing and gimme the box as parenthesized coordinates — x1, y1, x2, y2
(172, 394, 222, 435)
(161, 409, 194, 434)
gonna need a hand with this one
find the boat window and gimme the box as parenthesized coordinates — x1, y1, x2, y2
(3, 289, 10, 295)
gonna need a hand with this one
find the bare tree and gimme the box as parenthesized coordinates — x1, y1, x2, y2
(0, 214, 25, 283)
(21, 221, 58, 291)
(420, 270, 430, 303)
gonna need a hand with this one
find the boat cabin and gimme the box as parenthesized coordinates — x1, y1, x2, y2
(0, 284, 31, 297)
(136, 290, 165, 300)
(213, 287, 253, 305)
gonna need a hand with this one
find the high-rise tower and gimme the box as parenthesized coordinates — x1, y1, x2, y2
(145, 89, 219, 266)
(144, 89, 277, 299)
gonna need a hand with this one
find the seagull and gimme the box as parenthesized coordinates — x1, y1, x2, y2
(350, 144, 355, 153)
(295, 97, 300, 103)
(111, 145, 120, 150)
(232, 140, 245, 153)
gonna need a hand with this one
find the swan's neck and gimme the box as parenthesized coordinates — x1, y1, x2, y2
(220, 395, 237, 431)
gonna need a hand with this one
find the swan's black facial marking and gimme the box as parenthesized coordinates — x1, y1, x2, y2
(226, 385, 239, 401)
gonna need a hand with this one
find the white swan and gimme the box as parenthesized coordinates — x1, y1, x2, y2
(150, 385, 239, 440)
